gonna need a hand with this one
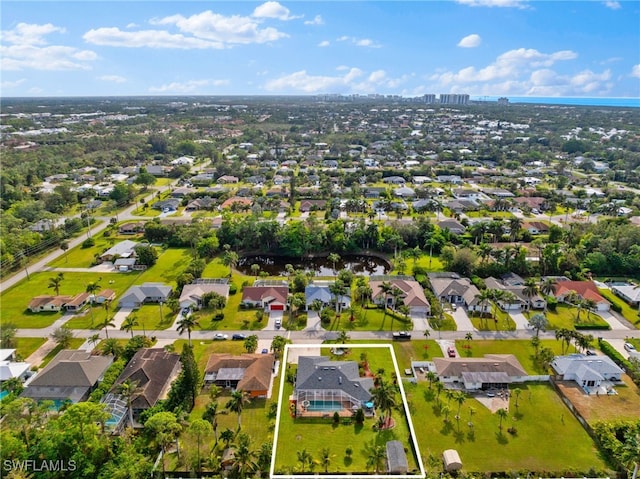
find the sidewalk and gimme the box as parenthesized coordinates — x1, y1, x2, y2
(25, 339, 57, 368)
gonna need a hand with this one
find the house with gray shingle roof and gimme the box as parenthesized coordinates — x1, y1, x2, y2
(22, 350, 114, 405)
(305, 281, 351, 312)
(118, 282, 172, 309)
(427, 272, 489, 313)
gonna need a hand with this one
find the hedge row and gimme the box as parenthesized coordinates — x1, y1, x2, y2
(598, 339, 640, 386)
(575, 324, 610, 330)
(88, 358, 126, 402)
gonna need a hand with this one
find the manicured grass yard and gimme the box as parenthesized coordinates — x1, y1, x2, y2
(14, 337, 47, 361)
(405, 381, 607, 473)
(135, 247, 193, 285)
(598, 288, 640, 328)
(48, 233, 144, 269)
(469, 303, 516, 331)
(524, 305, 609, 330)
(415, 254, 444, 272)
(273, 346, 420, 475)
(454, 339, 565, 374)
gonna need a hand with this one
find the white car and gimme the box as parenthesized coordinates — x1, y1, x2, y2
(214, 333, 228, 341)
(624, 342, 636, 352)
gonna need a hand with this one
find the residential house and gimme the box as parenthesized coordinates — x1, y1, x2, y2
(553, 281, 610, 311)
(610, 283, 640, 307)
(22, 350, 114, 404)
(436, 175, 463, 184)
(220, 197, 252, 210)
(369, 277, 431, 316)
(433, 354, 528, 390)
(118, 283, 173, 309)
(437, 219, 466, 235)
(484, 277, 546, 311)
(0, 349, 31, 383)
(100, 240, 139, 261)
(179, 281, 230, 310)
(105, 348, 181, 428)
(551, 354, 623, 392)
(114, 257, 138, 272)
(523, 221, 549, 235)
(305, 281, 351, 312)
(364, 187, 386, 198)
(118, 222, 145, 235)
(204, 353, 276, 398)
(427, 273, 489, 313)
(217, 175, 239, 184)
(294, 356, 374, 417)
(185, 196, 216, 211)
(28, 295, 72, 313)
(241, 286, 289, 311)
(145, 165, 167, 176)
(95, 289, 116, 304)
(382, 176, 406, 185)
(299, 200, 327, 212)
(170, 187, 195, 198)
(152, 198, 180, 211)
(171, 156, 194, 166)
(393, 186, 416, 198)
(63, 292, 91, 312)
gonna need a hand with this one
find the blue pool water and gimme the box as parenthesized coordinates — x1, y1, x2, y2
(306, 400, 343, 412)
(0, 390, 8, 401)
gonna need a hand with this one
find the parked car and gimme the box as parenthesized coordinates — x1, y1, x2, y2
(214, 333, 228, 340)
(274, 318, 282, 329)
(624, 342, 636, 352)
(232, 333, 246, 341)
(261, 348, 269, 354)
(585, 349, 597, 356)
(182, 308, 191, 316)
(392, 331, 411, 341)
(447, 347, 456, 358)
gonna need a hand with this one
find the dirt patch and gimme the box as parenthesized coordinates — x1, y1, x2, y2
(556, 375, 640, 422)
(475, 395, 510, 413)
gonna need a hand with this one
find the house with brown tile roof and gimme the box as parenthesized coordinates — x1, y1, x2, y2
(553, 280, 610, 311)
(64, 292, 91, 311)
(28, 295, 73, 313)
(433, 354, 528, 390)
(220, 197, 252, 210)
(95, 289, 116, 304)
(369, 276, 430, 316)
(241, 286, 288, 311)
(204, 353, 276, 398)
(22, 350, 114, 404)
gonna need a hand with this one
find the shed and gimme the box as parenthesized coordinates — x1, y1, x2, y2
(443, 449, 462, 472)
(386, 440, 408, 474)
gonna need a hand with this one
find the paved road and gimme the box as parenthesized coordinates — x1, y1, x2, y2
(0, 182, 179, 293)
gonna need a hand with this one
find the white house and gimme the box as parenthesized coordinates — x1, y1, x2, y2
(552, 354, 623, 392)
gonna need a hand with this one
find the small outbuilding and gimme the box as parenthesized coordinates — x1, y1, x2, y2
(386, 440, 408, 474)
(443, 449, 462, 472)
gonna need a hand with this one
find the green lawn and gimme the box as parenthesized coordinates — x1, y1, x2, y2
(14, 337, 47, 361)
(135, 247, 193, 285)
(201, 257, 231, 278)
(524, 305, 609, 330)
(405, 381, 607, 474)
(414, 254, 444, 272)
(453, 339, 565, 374)
(48, 233, 142, 269)
(1, 271, 144, 329)
(469, 304, 516, 331)
(273, 346, 419, 475)
(348, 339, 444, 370)
(599, 288, 640, 328)
(323, 305, 413, 332)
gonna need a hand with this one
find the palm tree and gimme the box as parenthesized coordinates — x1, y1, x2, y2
(555, 327, 573, 354)
(120, 314, 139, 338)
(220, 428, 235, 448)
(477, 242, 493, 264)
(189, 419, 212, 476)
(426, 371, 437, 389)
(226, 389, 250, 429)
(232, 433, 257, 479)
(496, 408, 508, 430)
(379, 281, 394, 322)
(327, 253, 341, 275)
(475, 289, 493, 320)
(528, 312, 548, 337)
(116, 379, 143, 428)
(177, 314, 200, 347)
(337, 330, 350, 344)
(97, 316, 115, 339)
(489, 289, 505, 321)
(250, 263, 261, 277)
(509, 217, 523, 242)
(48, 273, 64, 296)
(202, 401, 219, 443)
(371, 379, 397, 426)
(513, 388, 522, 411)
(584, 298, 597, 320)
(319, 447, 334, 473)
(453, 391, 466, 419)
(85, 281, 101, 326)
(296, 449, 314, 473)
(100, 338, 122, 357)
(222, 247, 239, 277)
(523, 278, 539, 308)
(366, 445, 386, 474)
(329, 279, 347, 316)
(540, 277, 556, 297)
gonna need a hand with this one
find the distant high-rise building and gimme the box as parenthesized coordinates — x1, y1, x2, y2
(423, 94, 437, 104)
(439, 94, 469, 105)
(497, 97, 510, 105)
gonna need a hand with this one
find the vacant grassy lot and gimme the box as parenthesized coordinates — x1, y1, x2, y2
(135, 247, 192, 285)
(347, 339, 444, 370)
(529, 305, 610, 330)
(469, 304, 516, 331)
(405, 381, 607, 473)
(454, 339, 565, 374)
(14, 337, 47, 361)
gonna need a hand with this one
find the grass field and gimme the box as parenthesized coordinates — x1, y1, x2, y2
(598, 288, 640, 328)
(524, 305, 609, 330)
(48, 233, 143, 269)
(273, 346, 420, 475)
(14, 337, 47, 361)
(405, 381, 608, 473)
(469, 304, 516, 331)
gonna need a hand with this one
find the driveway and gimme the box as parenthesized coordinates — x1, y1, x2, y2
(509, 311, 530, 329)
(304, 311, 324, 332)
(606, 338, 635, 359)
(111, 307, 134, 329)
(411, 313, 431, 332)
(598, 310, 630, 331)
(264, 310, 285, 331)
(451, 307, 475, 331)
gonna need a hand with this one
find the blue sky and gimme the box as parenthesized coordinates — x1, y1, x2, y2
(2, 1, 639, 98)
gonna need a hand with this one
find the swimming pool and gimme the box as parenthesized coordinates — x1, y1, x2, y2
(305, 400, 343, 412)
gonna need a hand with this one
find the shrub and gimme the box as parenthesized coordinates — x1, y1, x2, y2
(213, 313, 224, 321)
(609, 302, 622, 313)
(229, 284, 238, 295)
(333, 411, 340, 424)
(546, 297, 558, 312)
(81, 237, 95, 248)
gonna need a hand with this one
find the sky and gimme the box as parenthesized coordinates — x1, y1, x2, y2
(1, 1, 639, 98)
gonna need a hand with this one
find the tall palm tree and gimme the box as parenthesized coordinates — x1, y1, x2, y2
(337, 330, 350, 344)
(522, 278, 539, 309)
(296, 449, 314, 473)
(453, 391, 466, 419)
(371, 379, 397, 426)
(319, 447, 334, 473)
(176, 314, 200, 347)
(226, 389, 250, 429)
(222, 247, 239, 277)
(189, 419, 212, 477)
(327, 253, 341, 275)
(85, 281, 101, 326)
(48, 273, 64, 296)
(539, 277, 556, 297)
(120, 314, 139, 338)
(97, 316, 115, 339)
(329, 279, 347, 316)
(232, 433, 257, 479)
(366, 445, 386, 474)
(496, 408, 508, 430)
(475, 289, 493, 320)
(116, 379, 143, 428)
(509, 217, 523, 242)
(202, 401, 219, 443)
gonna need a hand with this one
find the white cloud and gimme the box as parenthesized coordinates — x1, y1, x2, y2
(458, 34, 481, 48)
(318, 40, 330, 47)
(2, 23, 65, 45)
(336, 36, 381, 48)
(28, 87, 44, 95)
(456, 0, 529, 8)
(1, 78, 26, 89)
(264, 67, 409, 94)
(149, 79, 229, 93)
(304, 15, 324, 25)
(603, 1, 621, 9)
(84, 27, 224, 49)
(252, 2, 299, 20)
(126, 23, 139, 29)
(1, 22, 97, 71)
(151, 10, 288, 45)
(631, 64, 640, 78)
(98, 75, 127, 83)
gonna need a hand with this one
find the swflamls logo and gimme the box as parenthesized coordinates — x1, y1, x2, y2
(3, 460, 77, 472)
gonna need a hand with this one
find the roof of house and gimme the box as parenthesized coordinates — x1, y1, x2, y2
(111, 348, 181, 409)
(179, 283, 230, 304)
(119, 283, 173, 305)
(64, 292, 90, 307)
(101, 240, 139, 258)
(221, 197, 252, 209)
(205, 353, 274, 392)
(369, 278, 430, 308)
(296, 356, 373, 402)
(0, 359, 31, 381)
(241, 286, 288, 304)
(27, 350, 113, 388)
(428, 274, 480, 305)
(553, 281, 609, 304)
(611, 284, 640, 302)
(551, 354, 623, 377)
(28, 295, 72, 310)
(305, 282, 351, 305)
(97, 289, 116, 300)
(437, 219, 466, 232)
(433, 354, 527, 378)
